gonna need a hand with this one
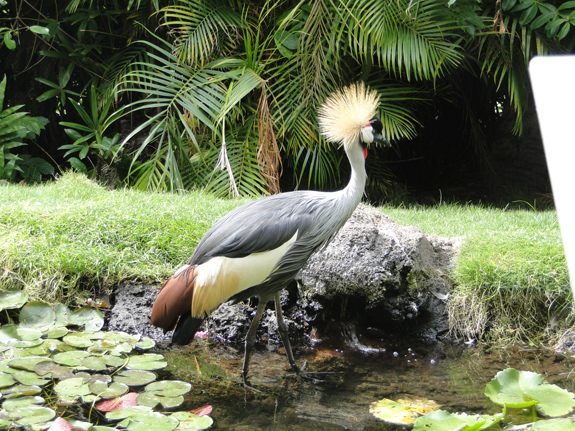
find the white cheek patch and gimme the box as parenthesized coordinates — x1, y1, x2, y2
(361, 126, 374, 144)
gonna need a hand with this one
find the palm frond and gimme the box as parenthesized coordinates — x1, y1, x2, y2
(160, 0, 243, 65)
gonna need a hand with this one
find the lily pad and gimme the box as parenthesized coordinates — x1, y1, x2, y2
(0, 372, 16, 389)
(413, 410, 500, 431)
(84, 381, 129, 403)
(82, 354, 125, 371)
(68, 307, 104, 331)
(485, 368, 575, 416)
(96, 392, 139, 412)
(2, 395, 45, 410)
(8, 356, 52, 372)
(122, 411, 179, 431)
(19, 301, 56, 331)
(8, 405, 55, 425)
(113, 369, 157, 387)
(105, 405, 153, 420)
(172, 411, 214, 430)
(46, 325, 69, 339)
(370, 397, 434, 425)
(2, 384, 42, 398)
(34, 360, 71, 379)
(0, 324, 43, 348)
(54, 303, 72, 325)
(12, 369, 51, 386)
(127, 353, 167, 371)
(63, 331, 105, 348)
(138, 380, 191, 409)
(52, 350, 91, 368)
(530, 418, 575, 430)
(54, 377, 92, 403)
(0, 290, 28, 311)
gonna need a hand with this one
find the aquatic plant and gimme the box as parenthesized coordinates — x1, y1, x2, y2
(370, 366, 575, 430)
(0, 289, 213, 430)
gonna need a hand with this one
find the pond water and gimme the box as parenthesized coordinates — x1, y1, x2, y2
(167, 324, 575, 431)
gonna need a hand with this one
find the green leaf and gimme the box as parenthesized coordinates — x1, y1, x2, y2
(8, 405, 55, 425)
(413, 410, 500, 431)
(530, 418, 575, 430)
(29, 26, 50, 35)
(0, 290, 28, 311)
(485, 368, 575, 416)
(1, 395, 44, 411)
(137, 380, 191, 409)
(519, 4, 538, 25)
(68, 307, 104, 331)
(171, 411, 214, 430)
(54, 376, 92, 403)
(113, 370, 157, 387)
(3, 31, 16, 50)
(370, 397, 439, 425)
(52, 350, 91, 368)
(105, 405, 153, 421)
(0, 372, 16, 389)
(127, 354, 168, 371)
(19, 301, 56, 331)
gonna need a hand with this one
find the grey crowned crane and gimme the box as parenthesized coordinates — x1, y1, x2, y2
(151, 82, 387, 384)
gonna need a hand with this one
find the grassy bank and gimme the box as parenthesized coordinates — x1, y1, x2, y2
(0, 173, 571, 343)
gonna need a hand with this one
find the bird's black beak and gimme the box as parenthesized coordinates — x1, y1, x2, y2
(370, 116, 391, 147)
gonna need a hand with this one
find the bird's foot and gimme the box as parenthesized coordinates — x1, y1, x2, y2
(287, 361, 334, 384)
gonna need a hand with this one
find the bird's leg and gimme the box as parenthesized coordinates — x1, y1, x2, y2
(241, 298, 268, 386)
(274, 292, 299, 373)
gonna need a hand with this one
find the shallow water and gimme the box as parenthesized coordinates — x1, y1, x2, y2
(168, 326, 575, 430)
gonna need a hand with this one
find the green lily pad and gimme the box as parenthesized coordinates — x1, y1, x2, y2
(485, 368, 575, 416)
(105, 405, 153, 421)
(122, 411, 179, 431)
(138, 380, 192, 409)
(19, 301, 56, 331)
(63, 331, 105, 348)
(0, 372, 16, 389)
(45, 325, 69, 339)
(68, 307, 104, 331)
(12, 370, 51, 386)
(8, 356, 52, 372)
(370, 397, 440, 425)
(16, 327, 43, 341)
(34, 360, 71, 379)
(530, 418, 575, 430)
(171, 411, 214, 430)
(54, 377, 92, 403)
(3, 384, 42, 398)
(54, 303, 72, 325)
(0, 290, 28, 311)
(8, 405, 55, 425)
(2, 395, 45, 410)
(413, 410, 500, 431)
(81, 354, 125, 371)
(113, 370, 157, 387)
(52, 350, 91, 368)
(84, 381, 129, 403)
(136, 337, 156, 350)
(0, 324, 43, 348)
(127, 354, 167, 371)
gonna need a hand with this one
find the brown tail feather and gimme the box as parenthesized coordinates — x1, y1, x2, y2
(151, 264, 199, 333)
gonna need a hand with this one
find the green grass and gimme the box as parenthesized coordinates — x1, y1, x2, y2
(0, 173, 570, 343)
(381, 204, 570, 343)
(0, 173, 249, 302)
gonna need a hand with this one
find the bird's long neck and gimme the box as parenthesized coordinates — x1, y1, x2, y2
(336, 141, 367, 218)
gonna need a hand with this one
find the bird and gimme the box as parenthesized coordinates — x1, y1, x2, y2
(150, 82, 387, 384)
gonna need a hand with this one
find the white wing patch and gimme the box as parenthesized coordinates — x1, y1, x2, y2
(191, 232, 298, 317)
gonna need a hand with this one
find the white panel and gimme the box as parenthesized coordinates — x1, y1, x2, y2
(529, 55, 575, 296)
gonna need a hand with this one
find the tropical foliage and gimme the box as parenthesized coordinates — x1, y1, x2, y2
(1, 0, 574, 197)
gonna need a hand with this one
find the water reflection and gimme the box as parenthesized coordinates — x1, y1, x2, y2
(165, 326, 575, 431)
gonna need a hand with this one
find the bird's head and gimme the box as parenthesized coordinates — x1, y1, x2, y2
(318, 82, 389, 159)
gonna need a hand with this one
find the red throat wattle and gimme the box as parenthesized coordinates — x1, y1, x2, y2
(363, 148, 368, 159)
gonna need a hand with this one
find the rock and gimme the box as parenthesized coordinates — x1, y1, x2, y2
(107, 204, 461, 347)
(106, 283, 167, 341)
(295, 204, 461, 341)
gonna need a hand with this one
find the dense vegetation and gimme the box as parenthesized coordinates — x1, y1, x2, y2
(2, 0, 574, 199)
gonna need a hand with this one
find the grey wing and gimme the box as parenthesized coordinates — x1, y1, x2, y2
(188, 194, 316, 265)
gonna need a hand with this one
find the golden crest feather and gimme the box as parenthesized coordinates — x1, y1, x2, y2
(318, 82, 379, 148)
